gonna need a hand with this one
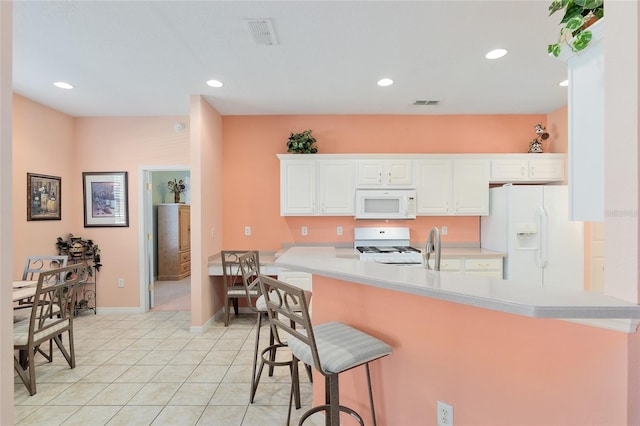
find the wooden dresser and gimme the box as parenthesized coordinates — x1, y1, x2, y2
(157, 204, 190, 280)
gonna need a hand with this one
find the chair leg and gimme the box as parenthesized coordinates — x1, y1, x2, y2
(327, 374, 340, 426)
(232, 298, 239, 315)
(250, 312, 262, 403)
(224, 297, 230, 327)
(366, 363, 377, 426)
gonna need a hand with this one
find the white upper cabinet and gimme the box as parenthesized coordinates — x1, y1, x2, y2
(416, 159, 451, 215)
(490, 155, 565, 183)
(416, 158, 489, 216)
(452, 159, 489, 215)
(356, 159, 413, 188)
(280, 157, 355, 216)
(280, 159, 316, 215)
(318, 159, 355, 215)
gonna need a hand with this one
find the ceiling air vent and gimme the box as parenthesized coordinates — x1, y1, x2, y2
(413, 100, 440, 106)
(246, 19, 278, 46)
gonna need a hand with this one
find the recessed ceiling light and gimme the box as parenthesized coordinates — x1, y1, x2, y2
(53, 81, 73, 90)
(559, 79, 569, 87)
(206, 80, 223, 88)
(485, 49, 508, 59)
(377, 78, 394, 87)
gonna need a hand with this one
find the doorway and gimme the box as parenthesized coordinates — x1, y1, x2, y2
(139, 166, 191, 312)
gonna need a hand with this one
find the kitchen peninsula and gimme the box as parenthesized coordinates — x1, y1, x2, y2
(275, 247, 640, 426)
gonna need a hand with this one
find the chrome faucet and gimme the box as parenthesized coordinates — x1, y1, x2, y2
(425, 227, 441, 271)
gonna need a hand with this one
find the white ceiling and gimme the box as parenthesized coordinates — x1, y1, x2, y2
(12, 1, 569, 117)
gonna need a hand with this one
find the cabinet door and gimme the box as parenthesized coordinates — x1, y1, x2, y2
(464, 258, 503, 278)
(387, 159, 413, 186)
(356, 159, 413, 187)
(281, 160, 316, 215)
(318, 160, 355, 215)
(277, 270, 313, 292)
(178, 206, 190, 251)
(528, 158, 565, 181)
(452, 159, 489, 215)
(356, 160, 384, 187)
(415, 160, 451, 215)
(490, 159, 527, 182)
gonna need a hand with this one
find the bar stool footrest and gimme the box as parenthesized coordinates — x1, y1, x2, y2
(298, 404, 364, 426)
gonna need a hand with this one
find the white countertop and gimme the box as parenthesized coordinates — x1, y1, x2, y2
(274, 247, 640, 330)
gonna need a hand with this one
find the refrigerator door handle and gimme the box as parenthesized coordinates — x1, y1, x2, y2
(535, 207, 548, 268)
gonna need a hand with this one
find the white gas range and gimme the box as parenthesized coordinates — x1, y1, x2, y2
(354, 227, 423, 266)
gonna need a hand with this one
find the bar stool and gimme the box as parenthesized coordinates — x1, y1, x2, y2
(238, 252, 302, 409)
(259, 275, 392, 426)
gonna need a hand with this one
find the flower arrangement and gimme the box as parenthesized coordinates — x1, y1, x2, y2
(167, 179, 186, 194)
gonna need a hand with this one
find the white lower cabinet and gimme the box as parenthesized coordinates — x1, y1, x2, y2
(427, 256, 502, 278)
(463, 258, 503, 278)
(277, 270, 312, 292)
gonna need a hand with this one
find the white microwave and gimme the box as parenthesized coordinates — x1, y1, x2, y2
(355, 189, 417, 220)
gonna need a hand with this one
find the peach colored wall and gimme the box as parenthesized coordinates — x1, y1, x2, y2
(312, 275, 640, 425)
(221, 114, 547, 249)
(190, 96, 224, 326)
(12, 95, 76, 278)
(71, 116, 189, 308)
(546, 105, 568, 154)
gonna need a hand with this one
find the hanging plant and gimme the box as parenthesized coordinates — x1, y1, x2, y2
(547, 0, 604, 57)
(286, 130, 318, 154)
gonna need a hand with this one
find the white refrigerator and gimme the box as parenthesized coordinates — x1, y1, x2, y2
(480, 185, 584, 289)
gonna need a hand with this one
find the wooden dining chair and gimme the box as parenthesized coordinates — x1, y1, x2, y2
(13, 264, 84, 396)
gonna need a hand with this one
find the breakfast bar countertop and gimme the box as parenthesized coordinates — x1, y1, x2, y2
(274, 247, 640, 332)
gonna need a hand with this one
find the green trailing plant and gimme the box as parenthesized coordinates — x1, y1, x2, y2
(286, 130, 318, 154)
(548, 0, 604, 57)
(56, 235, 102, 274)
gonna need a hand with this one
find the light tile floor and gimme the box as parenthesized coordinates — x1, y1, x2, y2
(14, 311, 322, 426)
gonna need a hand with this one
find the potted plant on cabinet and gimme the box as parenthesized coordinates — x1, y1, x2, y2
(548, 0, 604, 57)
(286, 129, 318, 154)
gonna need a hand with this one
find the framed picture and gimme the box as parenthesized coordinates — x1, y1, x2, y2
(27, 173, 62, 221)
(82, 171, 129, 227)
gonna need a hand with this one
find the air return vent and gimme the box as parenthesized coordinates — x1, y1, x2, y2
(413, 100, 440, 106)
(246, 19, 278, 46)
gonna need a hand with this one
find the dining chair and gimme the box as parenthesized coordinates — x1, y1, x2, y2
(13, 264, 84, 396)
(238, 251, 302, 409)
(259, 275, 392, 426)
(221, 250, 260, 326)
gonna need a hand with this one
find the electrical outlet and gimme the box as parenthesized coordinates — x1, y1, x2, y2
(337, 226, 343, 236)
(437, 401, 453, 426)
(118, 278, 124, 288)
(442, 226, 448, 236)
(301, 226, 308, 236)
(244, 226, 251, 236)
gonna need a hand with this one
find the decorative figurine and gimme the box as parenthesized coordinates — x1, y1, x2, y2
(528, 124, 549, 153)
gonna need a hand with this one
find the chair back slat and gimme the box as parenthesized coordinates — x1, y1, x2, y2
(22, 256, 69, 281)
(238, 251, 262, 310)
(221, 250, 258, 287)
(29, 265, 84, 336)
(259, 275, 321, 372)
